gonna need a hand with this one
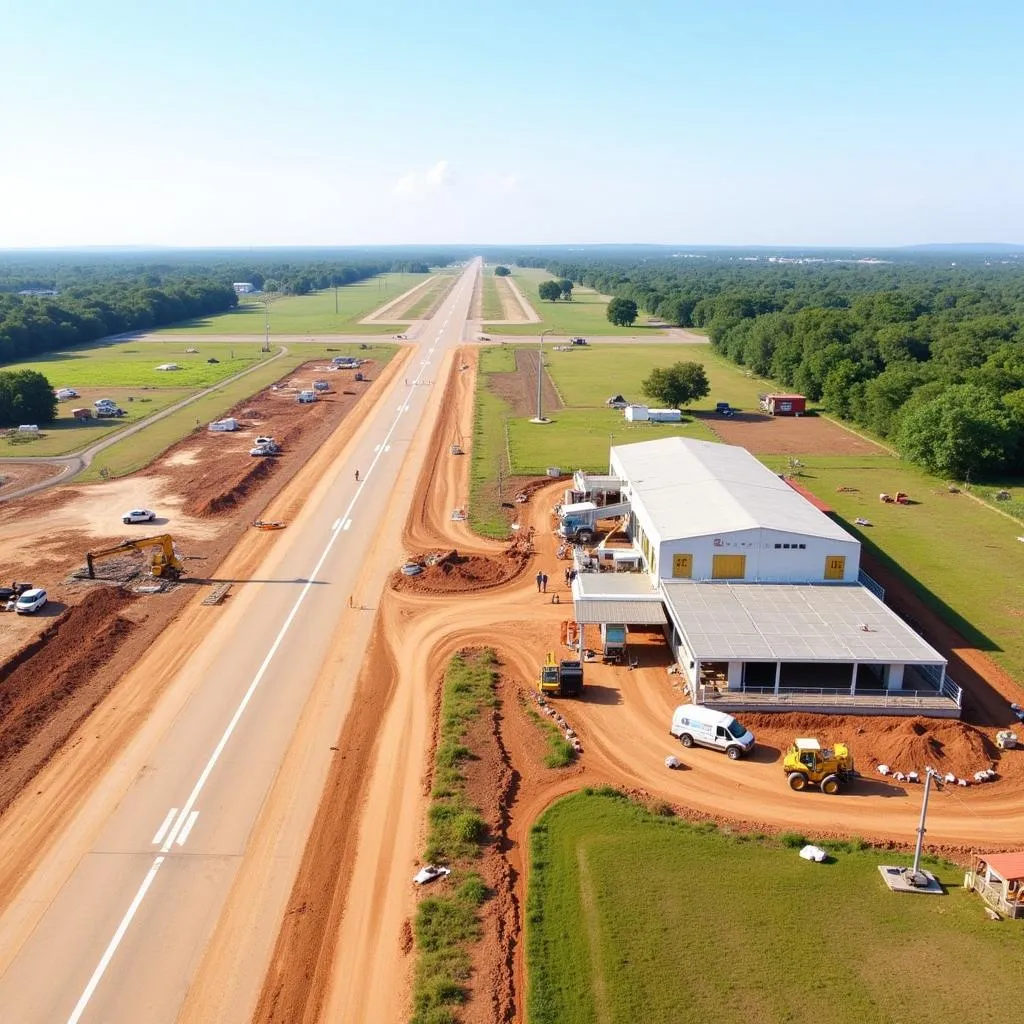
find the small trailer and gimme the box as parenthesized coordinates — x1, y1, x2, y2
(761, 393, 806, 416)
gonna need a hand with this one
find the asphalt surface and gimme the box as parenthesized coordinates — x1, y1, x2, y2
(0, 261, 481, 1023)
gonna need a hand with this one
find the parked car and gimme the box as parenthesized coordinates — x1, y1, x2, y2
(122, 508, 157, 524)
(254, 436, 276, 446)
(56, 388, 79, 400)
(250, 443, 280, 456)
(14, 588, 48, 614)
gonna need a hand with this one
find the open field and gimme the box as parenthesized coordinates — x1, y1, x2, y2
(402, 271, 458, 320)
(480, 271, 504, 320)
(527, 790, 1016, 1024)
(0, 341, 271, 389)
(760, 455, 1024, 682)
(0, 387, 193, 457)
(486, 268, 667, 336)
(152, 272, 430, 335)
(79, 343, 395, 480)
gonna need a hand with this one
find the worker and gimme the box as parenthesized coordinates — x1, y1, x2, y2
(354, 469, 360, 482)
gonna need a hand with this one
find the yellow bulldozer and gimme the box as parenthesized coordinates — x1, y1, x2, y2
(86, 534, 185, 580)
(538, 652, 583, 698)
(783, 737, 856, 794)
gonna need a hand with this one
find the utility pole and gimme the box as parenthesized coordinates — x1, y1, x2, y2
(532, 329, 554, 424)
(909, 767, 941, 884)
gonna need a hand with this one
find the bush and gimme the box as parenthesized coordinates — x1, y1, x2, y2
(780, 832, 808, 848)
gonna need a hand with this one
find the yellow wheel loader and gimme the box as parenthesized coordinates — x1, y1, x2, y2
(783, 738, 856, 794)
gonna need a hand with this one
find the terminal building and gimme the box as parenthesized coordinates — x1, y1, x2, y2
(568, 437, 961, 717)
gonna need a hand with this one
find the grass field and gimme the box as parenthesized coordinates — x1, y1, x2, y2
(487, 268, 667, 337)
(153, 272, 431, 335)
(480, 272, 504, 320)
(401, 271, 457, 320)
(760, 455, 1024, 681)
(528, 790, 1015, 1024)
(0, 387, 194, 457)
(0, 341, 271, 389)
(78, 342, 396, 481)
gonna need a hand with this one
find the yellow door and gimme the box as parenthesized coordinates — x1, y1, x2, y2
(712, 554, 746, 579)
(824, 555, 846, 580)
(672, 554, 693, 578)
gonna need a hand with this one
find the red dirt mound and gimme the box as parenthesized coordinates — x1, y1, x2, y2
(0, 586, 137, 810)
(391, 545, 531, 594)
(743, 712, 999, 779)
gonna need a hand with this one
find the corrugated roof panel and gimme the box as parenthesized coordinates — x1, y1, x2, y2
(573, 599, 668, 625)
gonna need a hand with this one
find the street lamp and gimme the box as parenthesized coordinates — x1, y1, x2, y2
(531, 329, 554, 424)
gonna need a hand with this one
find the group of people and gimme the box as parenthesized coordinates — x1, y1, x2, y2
(535, 568, 578, 594)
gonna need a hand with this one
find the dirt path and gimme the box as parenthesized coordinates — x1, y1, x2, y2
(360, 276, 437, 323)
(500, 277, 541, 323)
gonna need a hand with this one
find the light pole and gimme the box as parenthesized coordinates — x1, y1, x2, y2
(532, 329, 554, 424)
(259, 290, 279, 354)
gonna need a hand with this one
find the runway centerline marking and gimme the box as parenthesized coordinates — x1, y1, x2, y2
(151, 809, 177, 846)
(62, 274, 478, 1022)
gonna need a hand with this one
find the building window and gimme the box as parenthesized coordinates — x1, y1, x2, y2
(774, 543, 781, 549)
(798, 543, 806, 549)
(783, 543, 790, 549)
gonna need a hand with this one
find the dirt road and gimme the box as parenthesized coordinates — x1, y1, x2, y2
(0, 262, 483, 1023)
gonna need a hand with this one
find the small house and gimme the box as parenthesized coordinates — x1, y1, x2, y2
(761, 393, 806, 416)
(233, 282, 256, 294)
(966, 852, 1024, 918)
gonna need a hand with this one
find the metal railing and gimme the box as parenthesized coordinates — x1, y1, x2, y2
(966, 874, 1024, 919)
(858, 569, 885, 600)
(699, 685, 959, 708)
(916, 664, 963, 707)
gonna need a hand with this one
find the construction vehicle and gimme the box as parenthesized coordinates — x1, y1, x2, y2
(556, 499, 631, 544)
(538, 653, 583, 698)
(783, 737, 856, 794)
(85, 534, 185, 580)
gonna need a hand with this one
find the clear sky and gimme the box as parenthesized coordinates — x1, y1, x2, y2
(2, 0, 1022, 247)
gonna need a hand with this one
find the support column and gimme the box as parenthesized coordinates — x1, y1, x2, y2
(850, 662, 858, 695)
(773, 662, 782, 696)
(886, 664, 905, 691)
(727, 661, 743, 692)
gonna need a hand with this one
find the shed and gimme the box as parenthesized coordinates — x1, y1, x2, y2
(762, 393, 806, 416)
(966, 852, 1024, 919)
(624, 404, 649, 422)
(208, 417, 239, 432)
(648, 408, 682, 423)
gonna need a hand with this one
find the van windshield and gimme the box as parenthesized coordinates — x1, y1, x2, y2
(727, 719, 748, 739)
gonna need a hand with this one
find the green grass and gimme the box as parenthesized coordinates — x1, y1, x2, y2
(403, 272, 457, 320)
(0, 341, 272, 388)
(481, 272, 504, 320)
(507, 410, 716, 476)
(524, 704, 577, 768)
(0, 387, 193, 457)
(527, 789, 1016, 1024)
(488, 268, 667, 337)
(153, 272, 431, 335)
(469, 346, 518, 538)
(78, 343, 395, 481)
(412, 649, 499, 1024)
(759, 455, 1024, 681)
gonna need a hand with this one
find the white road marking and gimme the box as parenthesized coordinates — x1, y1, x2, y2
(151, 809, 177, 846)
(343, 520, 352, 531)
(65, 856, 166, 1024)
(332, 517, 342, 531)
(64, 275, 467, 1020)
(175, 811, 199, 846)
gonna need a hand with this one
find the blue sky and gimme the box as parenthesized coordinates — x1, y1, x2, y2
(2, 0, 1021, 247)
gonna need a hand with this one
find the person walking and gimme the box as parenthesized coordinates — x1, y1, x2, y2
(564, 567, 571, 586)
(354, 469, 360, 482)
(541, 572, 548, 593)
(535, 570, 543, 592)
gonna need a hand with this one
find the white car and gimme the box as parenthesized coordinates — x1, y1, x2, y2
(412, 865, 451, 885)
(123, 508, 156, 524)
(15, 588, 48, 614)
(56, 388, 79, 400)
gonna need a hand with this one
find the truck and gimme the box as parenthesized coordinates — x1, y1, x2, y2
(670, 704, 756, 759)
(557, 499, 631, 544)
(297, 389, 317, 403)
(538, 654, 583, 697)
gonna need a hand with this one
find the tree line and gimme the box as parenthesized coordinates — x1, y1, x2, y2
(0, 370, 57, 426)
(523, 256, 1024, 479)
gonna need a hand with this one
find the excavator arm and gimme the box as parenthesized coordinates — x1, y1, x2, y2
(86, 534, 183, 579)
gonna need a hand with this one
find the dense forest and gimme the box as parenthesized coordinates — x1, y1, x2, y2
(0, 249, 457, 367)
(528, 254, 1024, 480)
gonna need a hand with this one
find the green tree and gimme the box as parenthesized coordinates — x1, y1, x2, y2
(494, 266, 511, 277)
(538, 280, 562, 302)
(557, 278, 574, 300)
(641, 361, 710, 409)
(607, 296, 638, 326)
(896, 384, 1020, 478)
(0, 369, 58, 425)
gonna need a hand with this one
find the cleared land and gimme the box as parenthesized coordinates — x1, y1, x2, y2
(480, 273, 504, 320)
(79, 343, 395, 481)
(152, 272, 429, 335)
(402, 272, 458, 320)
(486, 268, 666, 336)
(528, 790, 1016, 1024)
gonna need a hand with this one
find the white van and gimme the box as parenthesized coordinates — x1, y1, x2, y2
(670, 704, 755, 759)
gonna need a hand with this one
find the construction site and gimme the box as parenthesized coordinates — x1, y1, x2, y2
(0, 260, 1022, 1024)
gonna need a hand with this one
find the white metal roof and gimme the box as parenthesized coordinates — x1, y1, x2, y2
(574, 572, 661, 598)
(660, 582, 946, 665)
(611, 437, 853, 544)
(573, 599, 668, 625)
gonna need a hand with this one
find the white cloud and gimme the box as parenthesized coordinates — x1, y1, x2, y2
(393, 159, 455, 197)
(499, 173, 520, 191)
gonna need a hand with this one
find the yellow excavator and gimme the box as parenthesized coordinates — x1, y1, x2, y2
(86, 534, 185, 580)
